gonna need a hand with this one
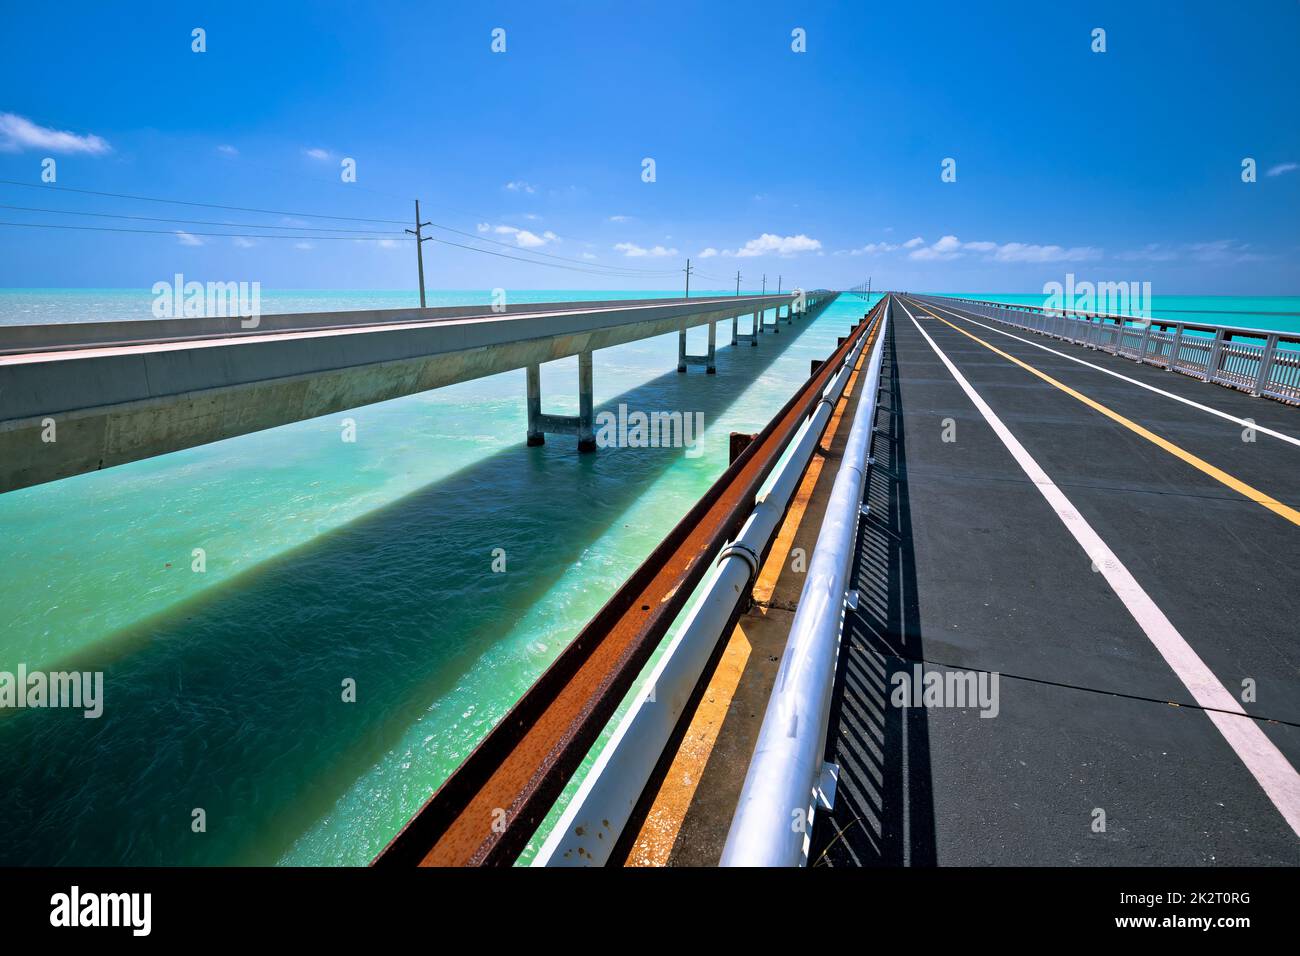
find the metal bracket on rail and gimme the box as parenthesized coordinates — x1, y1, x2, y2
(716, 540, 761, 589)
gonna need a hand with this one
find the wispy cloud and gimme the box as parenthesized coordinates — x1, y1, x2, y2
(1118, 239, 1267, 264)
(907, 234, 1101, 263)
(698, 247, 719, 258)
(303, 147, 331, 161)
(175, 231, 204, 246)
(835, 241, 897, 256)
(294, 241, 315, 250)
(608, 214, 631, 222)
(232, 237, 257, 248)
(217, 144, 239, 156)
(505, 180, 537, 194)
(902, 236, 925, 249)
(615, 241, 678, 258)
(1266, 162, 1297, 177)
(0, 112, 110, 154)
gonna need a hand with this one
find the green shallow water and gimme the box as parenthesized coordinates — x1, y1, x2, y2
(0, 289, 879, 865)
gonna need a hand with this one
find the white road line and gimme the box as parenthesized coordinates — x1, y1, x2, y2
(919, 298, 1300, 448)
(897, 297, 1300, 837)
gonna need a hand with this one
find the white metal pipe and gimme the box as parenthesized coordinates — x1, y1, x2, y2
(533, 313, 875, 867)
(720, 299, 890, 867)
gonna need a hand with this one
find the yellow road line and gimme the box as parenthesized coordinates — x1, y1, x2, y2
(909, 300, 1300, 527)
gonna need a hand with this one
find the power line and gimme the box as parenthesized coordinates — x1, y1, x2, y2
(0, 179, 408, 225)
(0, 203, 406, 235)
(0, 221, 410, 241)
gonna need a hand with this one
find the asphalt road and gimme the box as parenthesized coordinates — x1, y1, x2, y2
(813, 294, 1300, 866)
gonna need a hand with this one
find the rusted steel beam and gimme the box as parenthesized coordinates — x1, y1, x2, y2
(376, 294, 876, 867)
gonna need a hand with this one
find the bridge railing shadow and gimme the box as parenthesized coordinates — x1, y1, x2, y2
(811, 323, 938, 866)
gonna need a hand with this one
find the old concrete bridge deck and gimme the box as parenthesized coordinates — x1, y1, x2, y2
(0, 291, 832, 493)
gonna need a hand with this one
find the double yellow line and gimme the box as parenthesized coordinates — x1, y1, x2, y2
(908, 300, 1300, 527)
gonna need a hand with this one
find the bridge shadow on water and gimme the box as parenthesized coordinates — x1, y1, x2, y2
(0, 322, 823, 865)
(811, 324, 938, 866)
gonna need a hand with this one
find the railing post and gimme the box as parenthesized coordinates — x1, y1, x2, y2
(1206, 328, 1227, 382)
(1168, 324, 1185, 370)
(1252, 334, 1279, 397)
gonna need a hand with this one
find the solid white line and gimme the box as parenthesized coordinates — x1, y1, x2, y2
(920, 298, 1300, 448)
(897, 297, 1300, 837)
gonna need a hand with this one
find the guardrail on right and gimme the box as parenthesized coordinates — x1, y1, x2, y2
(913, 294, 1300, 406)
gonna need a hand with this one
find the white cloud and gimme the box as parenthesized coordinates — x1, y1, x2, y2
(608, 214, 631, 222)
(505, 180, 537, 193)
(476, 222, 491, 233)
(376, 238, 400, 249)
(581, 252, 598, 260)
(175, 231, 204, 246)
(902, 236, 925, 249)
(731, 233, 822, 258)
(304, 147, 330, 160)
(1266, 162, 1297, 177)
(217, 144, 238, 156)
(0, 112, 110, 154)
(232, 237, 257, 248)
(492, 224, 557, 248)
(294, 241, 315, 250)
(698, 247, 719, 258)
(615, 242, 678, 258)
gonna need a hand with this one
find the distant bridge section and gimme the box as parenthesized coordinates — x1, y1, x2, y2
(0, 292, 836, 494)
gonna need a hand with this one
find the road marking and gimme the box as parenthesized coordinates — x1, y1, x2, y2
(906, 299, 1300, 528)
(919, 298, 1300, 448)
(897, 298, 1300, 837)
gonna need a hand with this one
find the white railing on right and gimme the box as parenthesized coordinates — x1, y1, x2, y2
(913, 294, 1300, 406)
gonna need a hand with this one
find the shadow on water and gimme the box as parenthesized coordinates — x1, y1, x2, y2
(811, 323, 938, 866)
(0, 321, 823, 865)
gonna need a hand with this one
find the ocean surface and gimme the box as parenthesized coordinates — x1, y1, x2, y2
(0, 287, 1295, 865)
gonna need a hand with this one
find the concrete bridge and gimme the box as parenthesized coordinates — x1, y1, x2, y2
(0, 291, 835, 493)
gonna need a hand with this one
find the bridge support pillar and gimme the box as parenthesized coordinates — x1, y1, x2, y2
(678, 322, 717, 373)
(525, 351, 596, 452)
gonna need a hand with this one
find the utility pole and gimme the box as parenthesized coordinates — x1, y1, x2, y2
(684, 258, 693, 299)
(404, 199, 433, 308)
(735, 270, 741, 296)
(777, 275, 782, 295)
(762, 274, 766, 295)
(868, 276, 872, 300)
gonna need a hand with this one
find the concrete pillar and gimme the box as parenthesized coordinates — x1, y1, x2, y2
(706, 321, 717, 374)
(526, 363, 544, 446)
(731, 313, 738, 345)
(677, 328, 688, 373)
(757, 308, 764, 334)
(577, 349, 595, 452)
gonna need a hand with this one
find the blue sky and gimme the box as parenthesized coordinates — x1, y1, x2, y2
(1, 0, 1297, 294)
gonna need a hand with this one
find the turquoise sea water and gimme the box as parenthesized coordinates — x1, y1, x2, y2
(0, 288, 879, 865)
(0, 287, 1292, 865)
